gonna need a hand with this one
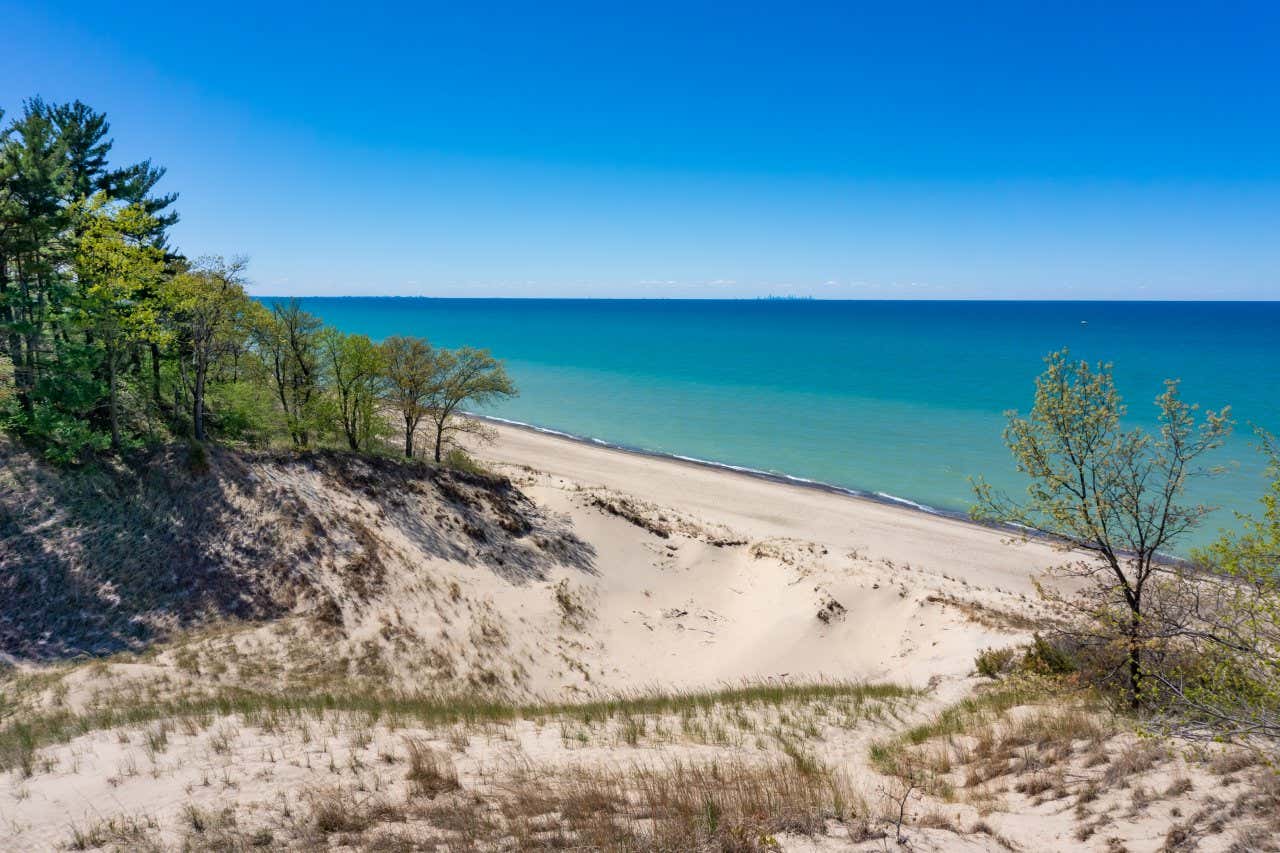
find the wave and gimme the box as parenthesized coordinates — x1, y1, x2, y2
(467, 413, 967, 523)
(873, 491, 942, 514)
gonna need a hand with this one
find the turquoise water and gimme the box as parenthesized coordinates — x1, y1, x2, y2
(279, 298, 1279, 549)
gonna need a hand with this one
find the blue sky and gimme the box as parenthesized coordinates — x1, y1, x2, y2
(3, 1, 1277, 298)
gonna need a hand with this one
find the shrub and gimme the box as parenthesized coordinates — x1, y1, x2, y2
(975, 636, 1076, 680)
(975, 647, 1018, 679)
(1022, 634, 1077, 676)
(15, 402, 111, 465)
(443, 447, 489, 476)
(204, 380, 282, 444)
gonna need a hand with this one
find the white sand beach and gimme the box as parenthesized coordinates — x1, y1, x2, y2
(468, 419, 1066, 694)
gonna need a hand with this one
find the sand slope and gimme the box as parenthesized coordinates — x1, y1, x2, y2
(471, 420, 1065, 694)
(3, 429, 1274, 851)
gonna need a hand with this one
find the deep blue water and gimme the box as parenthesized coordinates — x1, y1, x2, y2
(273, 298, 1279, 549)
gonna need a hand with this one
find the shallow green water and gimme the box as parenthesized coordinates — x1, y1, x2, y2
(278, 298, 1279, 549)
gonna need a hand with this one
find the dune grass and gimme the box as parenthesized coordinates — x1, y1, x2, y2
(0, 679, 916, 773)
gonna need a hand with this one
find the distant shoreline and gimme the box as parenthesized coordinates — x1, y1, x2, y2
(256, 295, 1280, 304)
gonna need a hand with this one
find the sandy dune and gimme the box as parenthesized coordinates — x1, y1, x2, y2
(8, 428, 1263, 852)
(469, 420, 1066, 694)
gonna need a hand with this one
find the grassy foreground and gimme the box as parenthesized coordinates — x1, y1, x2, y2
(0, 676, 915, 774)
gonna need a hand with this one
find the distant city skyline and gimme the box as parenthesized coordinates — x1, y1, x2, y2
(3, 1, 1277, 299)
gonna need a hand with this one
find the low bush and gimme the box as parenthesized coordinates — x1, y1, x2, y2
(975, 647, 1018, 679)
(974, 634, 1077, 681)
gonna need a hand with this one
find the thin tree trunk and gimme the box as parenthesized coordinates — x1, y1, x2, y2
(193, 359, 206, 442)
(150, 342, 164, 411)
(107, 349, 121, 450)
(24, 331, 38, 407)
(434, 419, 445, 463)
(0, 262, 28, 413)
(403, 415, 414, 458)
(1128, 609, 1143, 710)
(342, 393, 359, 450)
(7, 333, 28, 413)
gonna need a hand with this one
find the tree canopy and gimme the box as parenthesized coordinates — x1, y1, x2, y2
(1, 96, 514, 466)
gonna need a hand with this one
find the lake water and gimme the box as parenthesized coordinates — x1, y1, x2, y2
(278, 298, 1280, 549)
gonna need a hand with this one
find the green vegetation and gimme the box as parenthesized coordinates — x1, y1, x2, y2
(0, 97, 514, 464)
(975, 635, 1077, 681)
(975, 350, 1279, 746)
(0, 678, 915, 773)
(1174, 430, 1280, 739)
(973, 349, 1232, 707)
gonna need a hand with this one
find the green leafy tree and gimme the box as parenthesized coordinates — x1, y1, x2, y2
(424, 346, 516, 463)
(166, 256, 251, 441)
(380, 335, 438, 458)
(1, 97, 179, 457)
(973, 349, 1231, 708)
(322, 328, 386, 451)
(250, 298, 325, 447)
(0, 99, 71, 414)
(73, 196, 165, 448)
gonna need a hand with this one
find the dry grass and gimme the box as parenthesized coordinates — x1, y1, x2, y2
(404, 737, 460, 798)
(873, 684, 1120, 815)
(589, 493, 672, 538)
(869, 680, 1280, 851)
(66, 813, 161, 851)
(925, 593, 1041, 632)
(0, 677, 914, 774)
(52, 744, 882, 851)
(194, 755, 874, 851)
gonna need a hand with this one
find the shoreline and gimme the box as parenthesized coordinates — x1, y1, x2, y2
(469, 412, 978, 526)
(472, 412, 1074, 604)
(472, 413, 1201, 570)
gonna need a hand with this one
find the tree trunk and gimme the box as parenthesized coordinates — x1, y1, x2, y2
(107, 350, 121, 450)
(150, 342, 164, 411)
(192, 360, 206, 442)
(434, 419, 445, 463)
(404, 416, 414, 458)
(24, 332, 38, 408)
(1127, 607, 1143, 710)
(0, 264, 30, 413)
(7, 334, 29, 413)
(343, 397, 359, 450)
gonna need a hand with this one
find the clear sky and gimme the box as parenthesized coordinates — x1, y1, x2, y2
(3, 1, 1277, 299)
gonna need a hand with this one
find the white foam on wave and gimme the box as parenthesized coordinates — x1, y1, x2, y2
(874, 491, 941, 514)
(671, 454, 767, 476)
(474, 414, 580, 441)
(469, 412, 959, 521)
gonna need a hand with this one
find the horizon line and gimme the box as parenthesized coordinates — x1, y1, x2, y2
(249, 295, 1280, 303)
